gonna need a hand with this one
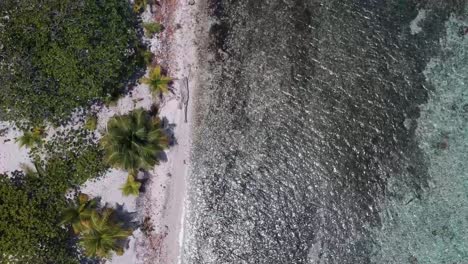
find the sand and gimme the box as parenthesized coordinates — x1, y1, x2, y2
(89, 0, 202, 262)
(0, 122, 33, 174)
(0, 0, 202, 262)
(132, 0, 202, 262)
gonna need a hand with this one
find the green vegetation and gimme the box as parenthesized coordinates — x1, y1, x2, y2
(143, 50, 155, 66)
(0, 132, 109, 262)
(0, 0, 169, 261)
(60, 194, 97, 234)
(121, 174, 142, 196)
(103, 94, 123, 107)
(61, 197, 132, 258)
(0, 154, 129, 262)
(0, 160, 87, 263)
(79, 209, 131, 258)
(0, 0, 142, 126)
(133, 0, 148, 13)
(85, 115, 98, 131)
(34, 132, 109, 185)
(144, 22, 164, 37)
(141, 66, 173, 95)
(101, 109, 168, 173)
(16, 127, 45, 148)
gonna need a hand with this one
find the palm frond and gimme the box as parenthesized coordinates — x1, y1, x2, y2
(121, 174, 142, 196)
(133, 0, 147, 13)
(79, 208, 132, 258)
(100, 109, 168, 172)
(16, 126, 46, 148)
(61, 193, 97, 234)
(140, 65, 173, 96)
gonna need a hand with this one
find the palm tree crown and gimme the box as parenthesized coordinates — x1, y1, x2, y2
(140, 65, 172, 96)
(16, 127, 45, 148)
(60, 194, 97, 234)
(101, 109, 168, 172)
(80, 209, 131, 258)
(120, 174, 141, 196)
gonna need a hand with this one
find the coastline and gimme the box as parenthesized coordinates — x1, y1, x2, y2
(134, 0, 204, 263)
(0, 0, 205, 262)
(1, 1, 467, 263)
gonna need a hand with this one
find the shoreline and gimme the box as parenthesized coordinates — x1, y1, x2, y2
(134, 0, 203, 263)
(0, 0, 206, 262)
(69, 0, 205, 262)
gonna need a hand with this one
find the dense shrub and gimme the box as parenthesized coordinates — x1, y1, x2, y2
(0, 146, 109, 263)
(0, 0, 142, 125)
(0, 167, 76, 263)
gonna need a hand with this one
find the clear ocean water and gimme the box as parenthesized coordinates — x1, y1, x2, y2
(183, 1, 468, 263)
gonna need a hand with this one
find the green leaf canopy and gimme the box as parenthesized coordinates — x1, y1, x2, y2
(101, 109, 169, 172)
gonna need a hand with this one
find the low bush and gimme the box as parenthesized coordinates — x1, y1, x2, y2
(143, 22, 164, 37)
(0, 0, 142, 126)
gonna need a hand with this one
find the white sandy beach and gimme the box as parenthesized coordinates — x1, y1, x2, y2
(0, 122, 33, 174)
(0, 0, 202, 262)
(133, 0, 202, 262)
(87, 0, 203, 263)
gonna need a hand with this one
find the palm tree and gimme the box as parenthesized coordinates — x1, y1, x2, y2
(60, 194, 97, 234)
(101, 109, 169, 172)
(80, 208, 132, 258)
(16, 127, 45, 148)
(140, 65, 172, 96)
(133, 0, 147, 13)
(120, 173, 141, 196)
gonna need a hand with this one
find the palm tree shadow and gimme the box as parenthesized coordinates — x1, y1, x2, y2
(136, 171, 151, 193)
(161, 117, 177, 146)
(157, 151, 168, 163)
(113, 203, 139, 230)
(113, 204, 140, 253)
(113, 203, 139, 234)
(79, 257, 100, 264)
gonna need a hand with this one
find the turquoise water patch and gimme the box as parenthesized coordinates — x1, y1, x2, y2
(371, 14, 468, 264)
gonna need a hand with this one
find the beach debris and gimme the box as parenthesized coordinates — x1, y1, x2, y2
(141, 216, 155, 236)
(0, 127, 8, 137)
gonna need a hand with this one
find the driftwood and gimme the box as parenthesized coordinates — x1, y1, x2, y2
(180, 76, 190, 123)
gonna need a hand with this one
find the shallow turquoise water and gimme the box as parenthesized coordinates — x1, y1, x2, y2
(371, 14, 468, 264)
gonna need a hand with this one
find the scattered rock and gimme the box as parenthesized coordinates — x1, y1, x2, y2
(438, 140, 448, 150)
(188, 0, 195, 5)
(141, 216, 154, 235)
(460, 26, 468, 36)
(0, 128, 8, 137)
(463, 103, 468, 112)
(218, 49, 229, 60)
(408, 255, 418, 264)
